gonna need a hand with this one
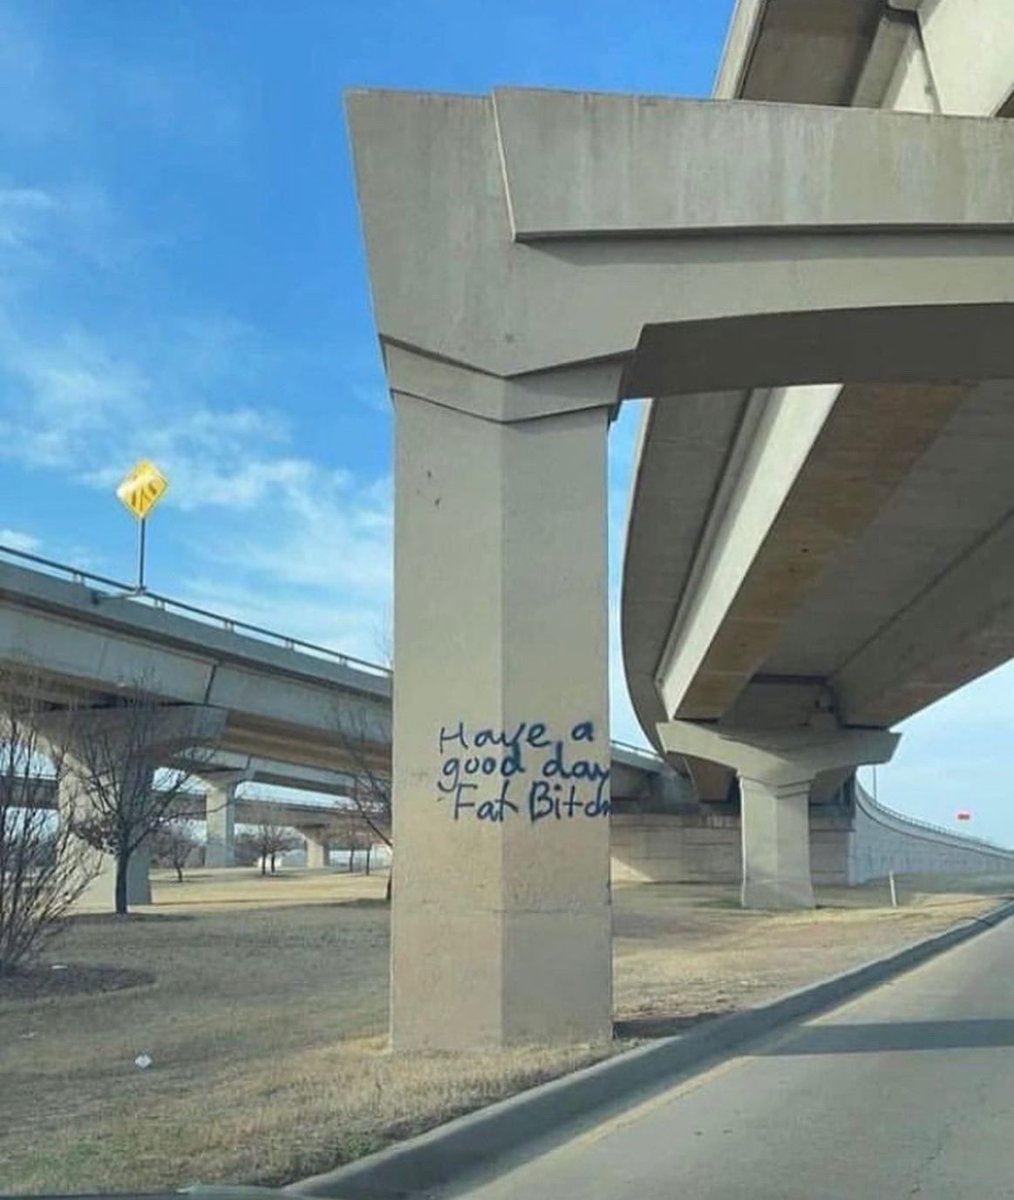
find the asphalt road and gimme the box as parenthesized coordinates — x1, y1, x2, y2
(454, 915, 1014, 1200)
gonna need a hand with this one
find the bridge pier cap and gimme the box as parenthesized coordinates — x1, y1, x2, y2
(658, 722, 900, 909)
(348, 87, 1014, 1048)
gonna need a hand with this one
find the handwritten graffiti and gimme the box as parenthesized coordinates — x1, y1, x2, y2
(436, 719, 610, 823)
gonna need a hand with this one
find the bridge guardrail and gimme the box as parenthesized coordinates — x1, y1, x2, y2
(0, 545, 672, 768)
(609, 738, 663, 765)
(0, 543, 392, 680)
(856, 780, 1014, 854)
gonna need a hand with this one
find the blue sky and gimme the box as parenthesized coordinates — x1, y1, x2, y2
(0, 0, 1011, 844)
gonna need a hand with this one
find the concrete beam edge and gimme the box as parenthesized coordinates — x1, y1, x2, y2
(288, 898, 1014, 1200)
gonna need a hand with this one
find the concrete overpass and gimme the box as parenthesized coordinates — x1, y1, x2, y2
(347, 0, 1014, 1047)
(0, 546, 671, 783)
(21, 767, 350, 869)
(0, 550, 392, 772)
(0, 545, 680, 884)
(24, 772, 342, 832)
(625, 0, 1014, 909)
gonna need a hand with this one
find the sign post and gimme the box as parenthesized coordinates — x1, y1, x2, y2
(115, 458, 169, 593)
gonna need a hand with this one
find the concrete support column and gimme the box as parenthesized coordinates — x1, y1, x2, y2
(391, 392, 613, 1050)
(38, 704, 225, 911)
(120, 837, 154, 905)
(658, 721, 899, 910)
(303, 829, 330, 870)
(56, 751, 155, 908)
(199, 770, 249, 868)
(204, 786, 236, 867)
(739, 776, 814, 909)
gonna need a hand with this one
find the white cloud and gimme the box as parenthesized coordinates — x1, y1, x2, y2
(0, 527, 39, 553)
(171, 560, 392, 668)
(0, 325, 144, 468)
(0, 141, 400, 688)
(0, 312, 395, 663)
(0, 314, 321, 514)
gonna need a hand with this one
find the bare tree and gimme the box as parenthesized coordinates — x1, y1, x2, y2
(327, 808, 370, 873)
(244, 801, 298, 876)
(0, 672, 96, 975)
(360, 818, 375, 876)
(331, 706, 392, 899)
(153, 818, 199, 883)
(63, 683, 221, 915)
(233, 831, 262, 868)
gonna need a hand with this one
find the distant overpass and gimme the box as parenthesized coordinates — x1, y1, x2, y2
(25, 773, 340, 834)
(0, 545, 681, 885)
(0, 546, 391, 774)
(0, 544, 669, 788)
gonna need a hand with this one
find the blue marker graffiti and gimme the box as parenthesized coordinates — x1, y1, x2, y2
(436, 720, 610, 824)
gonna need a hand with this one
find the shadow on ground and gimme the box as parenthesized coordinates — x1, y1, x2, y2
(762, 1018, 1014, 1055)
(71, 911, 196, 924)
(613, 1008, 737, 1039)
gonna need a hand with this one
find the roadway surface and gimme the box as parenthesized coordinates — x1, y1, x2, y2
(452, 916, 1014, 1200)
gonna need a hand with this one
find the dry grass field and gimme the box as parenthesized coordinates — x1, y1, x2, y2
(1, 866, 1010, 1194)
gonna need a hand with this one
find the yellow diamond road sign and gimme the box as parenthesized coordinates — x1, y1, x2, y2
(116, 458, 169, 520)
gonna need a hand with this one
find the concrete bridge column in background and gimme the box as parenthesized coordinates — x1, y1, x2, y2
(658, 722, 900, 909)
(390, 386, 615, 1050)
(52, 753, 154, 908)
(302, 828, 331, 869)
(199, 770, 248, 868)
(38, 704, 225, 909)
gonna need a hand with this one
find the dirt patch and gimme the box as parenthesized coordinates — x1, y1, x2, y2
(0, 962, 155, 1000)
(611, 880, 1011, 1027)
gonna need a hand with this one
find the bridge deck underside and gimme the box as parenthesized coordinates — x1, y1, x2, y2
(624, 379, 1014, 776)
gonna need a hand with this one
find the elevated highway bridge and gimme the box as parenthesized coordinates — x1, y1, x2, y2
(625, 0, 1014, 908)
(0, 546, 681, 894)
(347, 0, 1014, 1046)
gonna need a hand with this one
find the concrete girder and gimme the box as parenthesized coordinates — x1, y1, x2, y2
(717, 0, 886, 107)
(832, 501, 1014, 726)
(644, 380, 973, 729)
(909, 0, 1014, 117)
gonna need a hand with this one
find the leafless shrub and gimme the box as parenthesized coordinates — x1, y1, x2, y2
(0, 672, 96, 975)
(243, 799, 299, 876)
(331, 705, 392, 898)
(152, 818, 200, 882)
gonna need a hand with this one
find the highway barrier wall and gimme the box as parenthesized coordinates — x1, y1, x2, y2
(609, 783, 1014, 886)
(847, 783, 1014, 883)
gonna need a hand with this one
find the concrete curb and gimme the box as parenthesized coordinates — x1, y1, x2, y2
(290, 898, 1014, 1199)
